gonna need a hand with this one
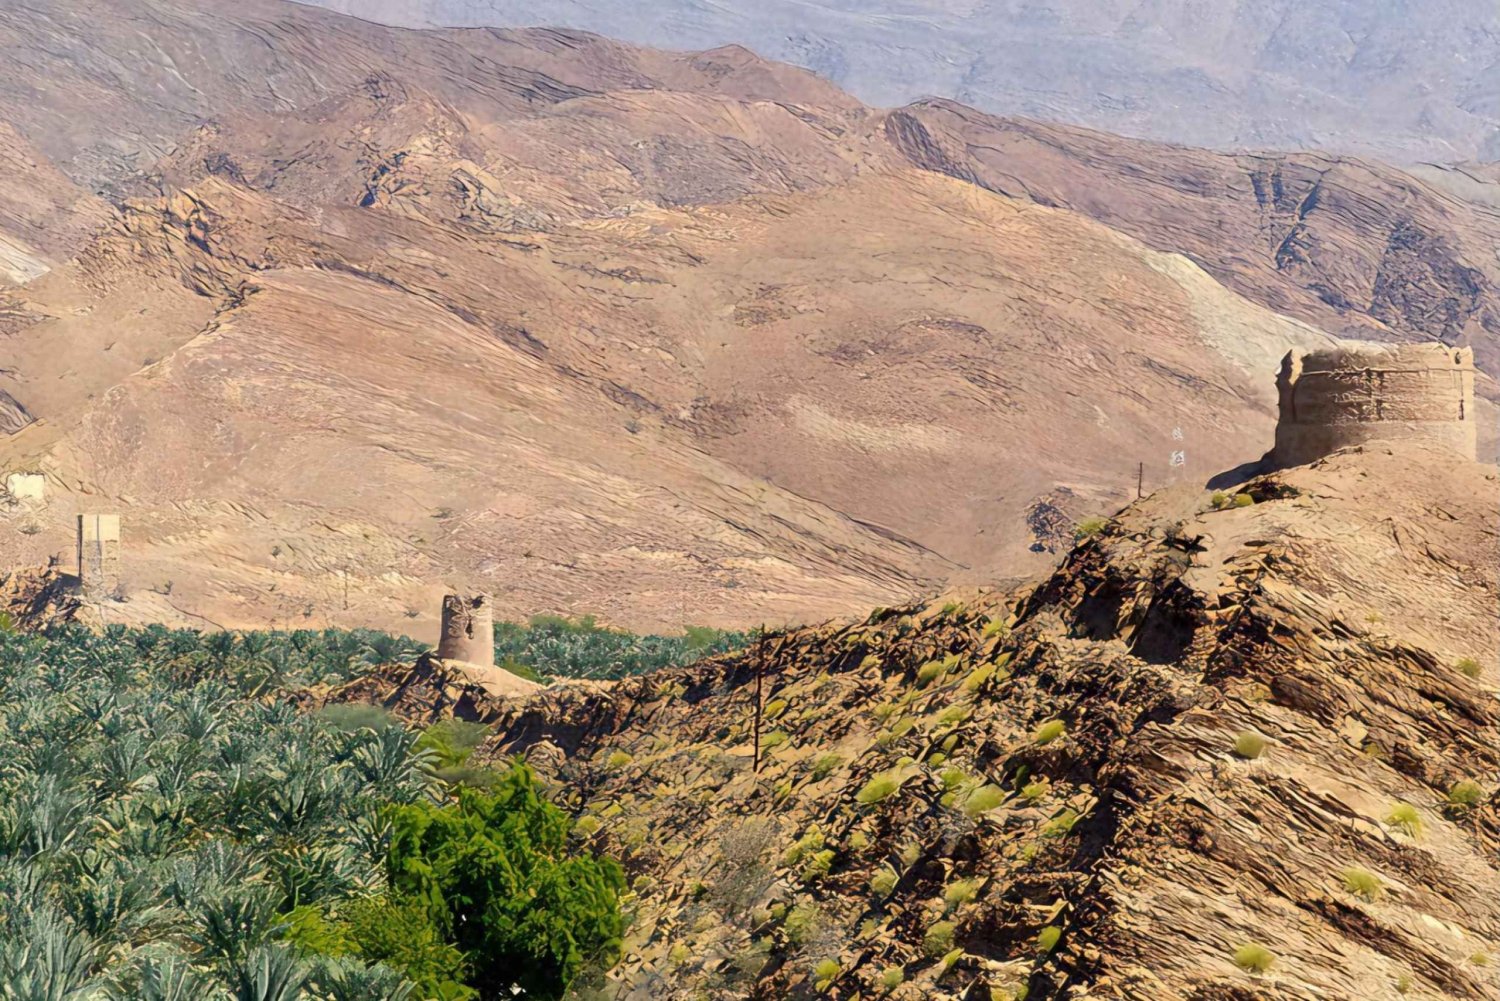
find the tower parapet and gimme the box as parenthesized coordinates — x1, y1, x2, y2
(1272, 344, 1475, 468)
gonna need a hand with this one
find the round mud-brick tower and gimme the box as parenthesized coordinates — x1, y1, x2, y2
(1272, 343, 1476, 468)
(436, 593, 494, 667)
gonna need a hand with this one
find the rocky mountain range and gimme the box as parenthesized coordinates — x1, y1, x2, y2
(0, 0, 1496, 639)
(300, 0, 1500, 164)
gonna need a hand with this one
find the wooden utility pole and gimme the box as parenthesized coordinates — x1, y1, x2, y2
(752, 626, 765, 774)
(1137, 462, 1144, 499)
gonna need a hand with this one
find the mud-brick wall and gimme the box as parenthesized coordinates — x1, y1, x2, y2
(437, 593, 494, 667)
(1273, 344, 1476, 467)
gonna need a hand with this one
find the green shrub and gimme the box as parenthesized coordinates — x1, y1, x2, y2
(1040, 809, 1080, 839)
(982, 618, 1009, 639)
(1396, 973, 1413, 994)
(1209, 491, 1230, 510)
(414, 718, 491, 768)
(801, 849, 836, 883)
(1036, 925, 1062, 954)
(1340, 866, 1383, 902)
(317, 703, 399, 733)
(1032, 720, 1066, 745)
(923, 920, 956, 957)
(1456, 657, 1482, 679)
(1232, 944, 1275, 974)
(760, 730, 789, 751)
(604, 750, 633, 770)
(813, 958, 841, 990)
(1232, 730, 1267, 760)
(869, 865, 899, 898)
(944, 878, 980, 911)
(1021, 779, 1050, 803)
(1448, 780, 1485, 809)
(941, 768, 968, 790)
(879, 965, 906, 991)
(1074, 518, 1107, 540)
(810, 753, 844, 781)
(783, 826, 826, 867)
(784, 903, 820, 946)
(1385, 802, 1424, 839)
(1233, 493, 1254, 508)
(764, 698, 788, 719)
(857, 772, 903, 806)
(916, 661, 945, 687)
(963, 663, 998, 692)
(937, 705, 970, 727)
(963, 784, 1006, 819)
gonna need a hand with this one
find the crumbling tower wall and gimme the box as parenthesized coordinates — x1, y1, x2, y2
(1272, 344, 1475, 468)
(437, 593, 494, 667)
(77, 513, 121, 599)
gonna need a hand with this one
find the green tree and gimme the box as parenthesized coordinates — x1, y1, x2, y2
(385, 766, 626, 999)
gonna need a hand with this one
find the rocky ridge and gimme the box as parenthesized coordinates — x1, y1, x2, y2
(327, 444, 1500, 999)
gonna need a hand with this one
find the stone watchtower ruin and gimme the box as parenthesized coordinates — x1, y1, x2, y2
(437, 593, 495, 667)
(77, 513, 121, 599)
(1271, 343, 1476, 468)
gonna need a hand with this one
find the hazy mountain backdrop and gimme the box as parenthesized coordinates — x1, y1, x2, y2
(300, 0, 1500, 163)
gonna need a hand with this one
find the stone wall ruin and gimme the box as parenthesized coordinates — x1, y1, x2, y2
(437, 592, 494, 667)
(1271, 343, 1476, 468)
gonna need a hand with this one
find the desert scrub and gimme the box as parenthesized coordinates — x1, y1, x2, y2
(1233, 493, 1255, 507)
(1385, 801, 1424, 839)
(879, 965, 906, 992)
(963, 663, 999, 692)
(1232, 730, 1267, 760)
(1340, 866, 1384, 902)
(1036, 925, 1062, 954)
(944, 878, 980, 911)
(857, 771, 904, 806)
(801, 849, 836, 883)
(1032, 719, 1066, 745)
(1448, 779, 1485, 810)
(846, 830, 869, 851)
(1209, 491, 1230, 510)
(784, 903, 821, 946)
(982, 617, 1010, 638)
(1074, 517, 1107, 540)
(936, 704, 970, 728)
(764, 698, 788, 720)
(923, 920, 957, 957)
(810, 753, 844, 781)
(1040, 808, 1080, 839)
(783, 827, 826, 867)
(1021, 778, 1050, 803)
(963, 784, 1007, 818)
(869, 864, 899, 898)
(1232, 944, 1276, 974)
(1456, 656, 1482, 679)
(916, 660, 945, 687)
(813, 959, 841, 990)
(941, 768, 969, 790)
(761, 729, 789, 752)
(605, 750, 634, 770)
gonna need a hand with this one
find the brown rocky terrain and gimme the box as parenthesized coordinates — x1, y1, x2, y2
(324, 442, 1499, 999)
(1, 0, 1497, 638)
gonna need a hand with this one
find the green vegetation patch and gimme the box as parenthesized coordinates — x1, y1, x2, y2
(0, 625, 623, 999)
(494, 614, 748, 681)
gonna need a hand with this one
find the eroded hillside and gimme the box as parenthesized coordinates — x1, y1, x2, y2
(1, 0, 1497, 638)
(331, 445, 1500, 999)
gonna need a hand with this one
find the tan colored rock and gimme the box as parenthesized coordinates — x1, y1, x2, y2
(436, 593, 494, 669)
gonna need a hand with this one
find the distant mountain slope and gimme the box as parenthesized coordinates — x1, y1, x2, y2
(0, 0, 1494, 638)
(299, 0, 1500, 164)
